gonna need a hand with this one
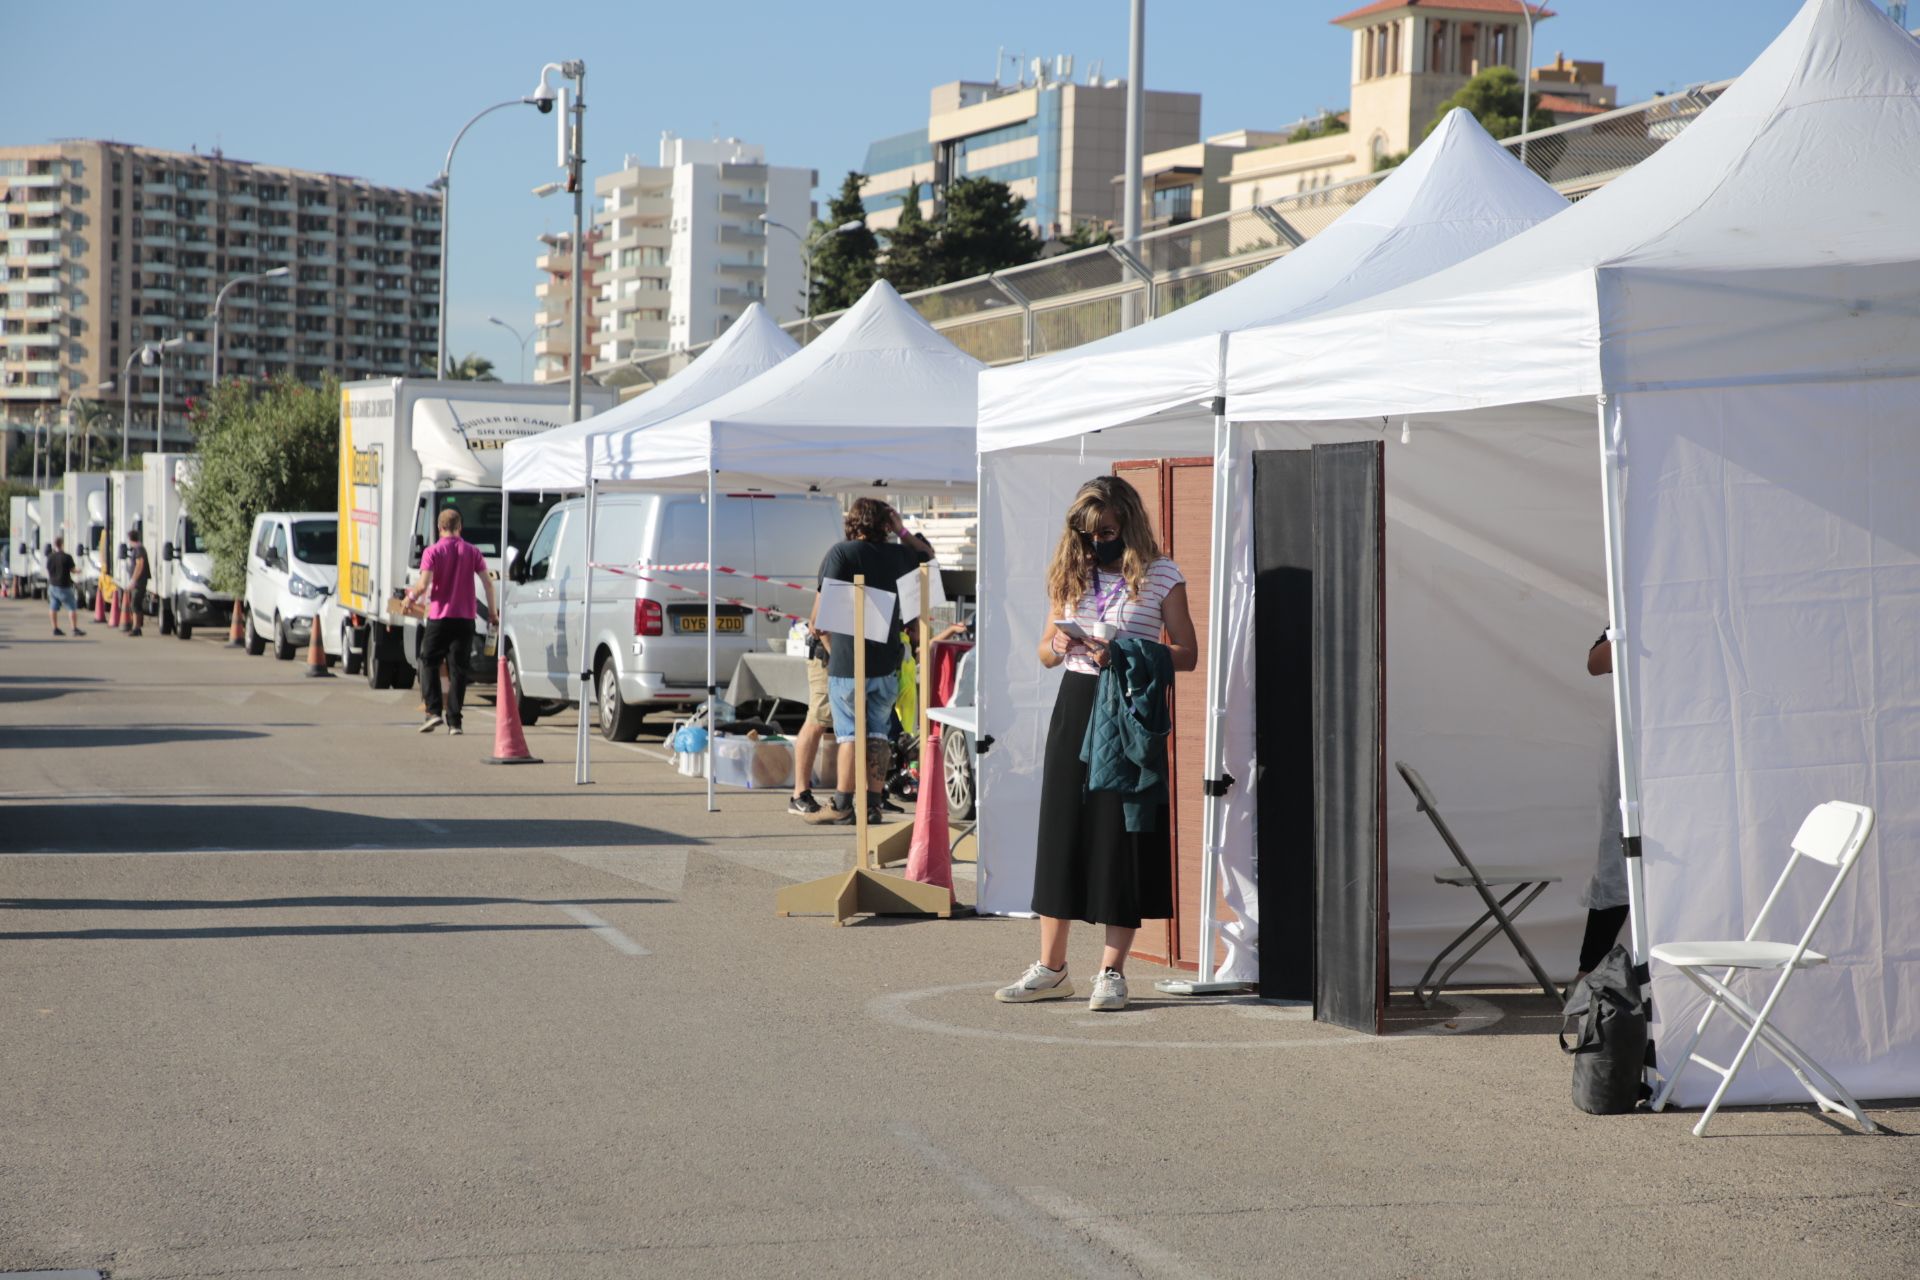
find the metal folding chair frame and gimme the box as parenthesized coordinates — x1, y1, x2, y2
(1396, 762, 1564, 1007)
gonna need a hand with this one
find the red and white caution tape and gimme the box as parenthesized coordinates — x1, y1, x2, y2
(586, 561, 814, 625)
(634, 561, 816, 594)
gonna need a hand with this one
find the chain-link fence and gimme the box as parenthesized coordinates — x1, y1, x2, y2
(615, 80, 1730, 385)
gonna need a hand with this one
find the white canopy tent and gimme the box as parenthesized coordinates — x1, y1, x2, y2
(974, 110, 1574, 986)
(500, 302, 799, 495)
(566, 279, 983, 800)
(1225, 0, 1920, 1101)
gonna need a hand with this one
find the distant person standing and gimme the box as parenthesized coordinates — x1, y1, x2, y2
(124, 528, 152, 637)
(45, 536, 83, 637)
(402, 508, 494, 736)
(805, 498, 934, 826)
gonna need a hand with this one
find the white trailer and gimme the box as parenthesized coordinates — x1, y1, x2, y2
(144, 452, 232, 639)
(106, 468, 144, 616)
(334, 378, 614, 689)
(62, 472, 109, 606)
(36, 489, 64, 594)
(7, 495, 35, 595)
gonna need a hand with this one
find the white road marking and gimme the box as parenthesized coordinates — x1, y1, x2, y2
(1019, 1188, 1218, 1280)
(868, 983, 1503, 1049)
(892, 1127, 1137, 1280)
(557, 903, 649, 956)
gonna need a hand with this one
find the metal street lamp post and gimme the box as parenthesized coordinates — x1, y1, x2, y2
(1519, 3, 1540, 169)
(63, 380, 113, 474)
(152, 336, 185, 455)
(488, 316, 557, 382)
(211, 266, 291, 384)
(435, 75, 560, 379)
(121, 345, 151, 463)
(760, 217, 861, 341)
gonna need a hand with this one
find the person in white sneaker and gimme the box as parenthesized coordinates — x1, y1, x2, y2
(994, 477, 1198, 1013)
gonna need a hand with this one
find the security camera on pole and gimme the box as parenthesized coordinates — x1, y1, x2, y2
(529, 60, 587, 423)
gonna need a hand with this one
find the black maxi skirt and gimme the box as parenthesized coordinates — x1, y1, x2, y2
(1031, 670, 1173, 929)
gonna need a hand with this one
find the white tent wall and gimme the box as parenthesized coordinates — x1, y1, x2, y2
(976, 406, 1612, 986)
(1622, 380, 1920, 1105)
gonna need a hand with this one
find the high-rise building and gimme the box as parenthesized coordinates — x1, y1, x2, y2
(858, 61, 1202, 237)
(0, 140, 440, 448)
(532, 228, 599, 385)
(561, 134, 812, 378)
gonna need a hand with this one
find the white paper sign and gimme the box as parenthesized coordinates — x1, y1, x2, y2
(894, 563, 947, 624)
(816, 578, 896, 642)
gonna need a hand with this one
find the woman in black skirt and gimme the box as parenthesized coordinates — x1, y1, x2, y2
(995, 476, 1198, 1012)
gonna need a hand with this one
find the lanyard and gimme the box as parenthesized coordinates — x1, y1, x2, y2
(1091, 571, 1126, 623)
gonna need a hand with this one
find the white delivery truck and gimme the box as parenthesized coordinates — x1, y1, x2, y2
(62, 472, 109, 607)
(107, 467, 144, 589)
(144, 452, 232, 639)
(334, 378, 614, 689)
(36, 489, 65, 596)
(6, 495, 34, 596)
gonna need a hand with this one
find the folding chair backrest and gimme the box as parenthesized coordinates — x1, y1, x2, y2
(1394, 761, 1475, 874)
(1791, 801, 1874, 868)
(1746, 801, 1874, 953)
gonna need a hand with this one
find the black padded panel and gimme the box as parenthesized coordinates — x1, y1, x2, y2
(1251, 450, 1315, 1002)
(1312, 441, 1387, 1034)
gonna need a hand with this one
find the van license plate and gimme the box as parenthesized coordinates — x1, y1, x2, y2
(679, 615, 743, 634)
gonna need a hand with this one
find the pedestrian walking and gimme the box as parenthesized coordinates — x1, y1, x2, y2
(45, 536, 85, 637)
(401, 508, 493, 736)
(804, 498, 935, 827)
(125, 528, 152, 637)
(995, 476, 1197, 1013)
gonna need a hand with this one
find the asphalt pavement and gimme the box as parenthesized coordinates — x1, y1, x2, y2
(2, 596, 1916, 1279)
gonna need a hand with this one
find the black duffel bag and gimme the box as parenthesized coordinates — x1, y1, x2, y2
(1560, 943, 1649, 1115)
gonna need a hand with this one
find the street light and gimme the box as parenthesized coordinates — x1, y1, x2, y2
(434, 70, 561, 380)
(1519, 2, 1541, 170)
(760, 216, 862, 341)
(211, 266, 291, 384)
(63, 380, 114, 474)
(487, 315, 557, 383)
(151, 337, 186, 457)
(121, 345, 151, 463)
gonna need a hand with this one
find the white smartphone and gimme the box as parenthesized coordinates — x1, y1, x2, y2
(1053, 619, 1094, 643)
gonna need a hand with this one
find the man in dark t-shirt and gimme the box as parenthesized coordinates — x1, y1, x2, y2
(803, 498, 934, 825)
(124, 528, 152, 637)
(45, 536, 83, 637)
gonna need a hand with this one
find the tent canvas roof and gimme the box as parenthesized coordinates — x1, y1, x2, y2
(1227, 0, 1920, 421)
(500, 303, 798, 492)
(977, 108, 1568, 450)
(595, 279, 984, 493)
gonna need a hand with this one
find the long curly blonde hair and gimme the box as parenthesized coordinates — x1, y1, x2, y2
(1045, 475, 1163, 616)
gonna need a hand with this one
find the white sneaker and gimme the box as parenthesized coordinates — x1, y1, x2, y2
(1088, 968, 1128, 1012)
(994, 962, 1074, 1003)
(418, 714, 444, 733)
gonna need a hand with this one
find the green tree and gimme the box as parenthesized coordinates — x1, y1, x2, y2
(934, 176, 1039, 283)
(880, 183, 940, 293)
(1426, 66, 1554, 141)
(1288, 109, 1350, 143)
(445, 352, 498, 381)
(182, 374, 339, 594)
(811, 171, 881, 313)
(1056, 220, 1115, 251)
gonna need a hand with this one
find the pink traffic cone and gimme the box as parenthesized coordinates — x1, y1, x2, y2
(108, 588, 124, 630)
(486, 652, 542, 765)
(905, 729, 955, 902)
(93, 584, 108, 623)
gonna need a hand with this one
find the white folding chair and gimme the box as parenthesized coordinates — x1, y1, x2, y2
(1650, 801, 1879, 1137)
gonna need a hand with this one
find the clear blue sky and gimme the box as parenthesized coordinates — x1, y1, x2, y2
(5, 0, 1816, 379)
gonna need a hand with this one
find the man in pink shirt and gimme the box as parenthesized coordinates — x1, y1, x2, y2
(402, 507, 495, 735)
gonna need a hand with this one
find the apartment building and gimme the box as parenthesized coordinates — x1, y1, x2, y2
(0, 140, 440, 447)
(556, 134, 812, 379)
(533, 228, 600, 385)
(859, 59, 1201, 237)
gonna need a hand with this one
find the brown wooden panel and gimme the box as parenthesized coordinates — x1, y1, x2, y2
(1168, 458, 1218, 970)
(1110, 462, 1171, 966)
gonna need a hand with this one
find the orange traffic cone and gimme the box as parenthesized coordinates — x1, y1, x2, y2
(904, 729, 956, 904)
(226, 600, 247, 648)
(93, 583, 108, 623)
(109, 587, 126, 631)
(303, 618, 333, 678)
(486, 652, 541, 765)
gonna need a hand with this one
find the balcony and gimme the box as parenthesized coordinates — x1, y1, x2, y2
(718, 224, 765, 246)
(2, 332, 60, 348)
(17, 200, 62, 218)
(143, 180, 178, 196)
(10, 252, 62, 270)
(718, 193, 766, 217)
(228, 189, 259, 206)
(11, 171, 62, 189)
(716, 259, 764, 277)
(718, 163, 767, 183)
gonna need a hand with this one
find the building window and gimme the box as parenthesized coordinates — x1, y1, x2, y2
(1151, 184, 1193, 223)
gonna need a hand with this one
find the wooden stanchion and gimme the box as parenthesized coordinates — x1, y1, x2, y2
(776, 570, 951, 925)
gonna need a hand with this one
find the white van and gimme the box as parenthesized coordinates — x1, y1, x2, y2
(502, 491, 841, 739)
(243, 512, 339, 660)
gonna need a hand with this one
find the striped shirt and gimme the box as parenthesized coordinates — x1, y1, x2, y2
(1063, 557, 1185, 675)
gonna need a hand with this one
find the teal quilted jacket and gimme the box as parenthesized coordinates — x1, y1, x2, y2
(1078, 635, 1175, 832)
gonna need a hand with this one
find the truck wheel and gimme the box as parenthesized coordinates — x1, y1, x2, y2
(342, 623, 365, 676)
(365, 648, 391, 689)
(597, 658, 644, 742)
(507, 647, 541, 726)
(944, 730, 975, 820)
(390, 662, 416, 691)
(244, 606, 267, 656)
(272, 612, 297, 661)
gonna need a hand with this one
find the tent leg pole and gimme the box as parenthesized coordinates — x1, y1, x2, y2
(1159, 397, 1249, 996)
(1597, 393, 1648, 966)
(575, 476, 598, 786)
(706, 468, 717, 814)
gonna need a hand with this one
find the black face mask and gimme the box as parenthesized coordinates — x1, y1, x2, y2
(1089, 538, 1125, 566)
